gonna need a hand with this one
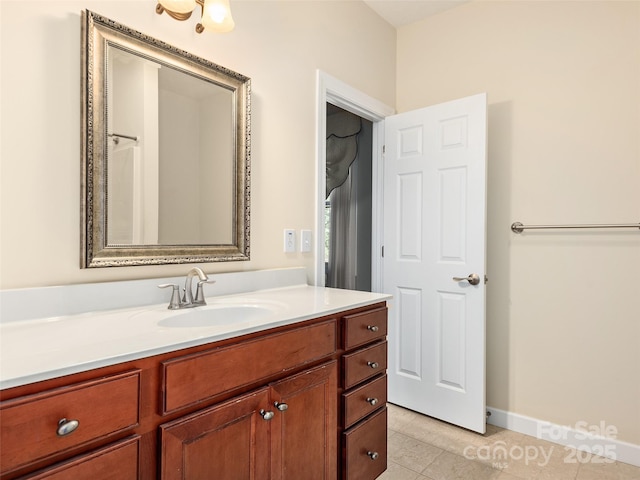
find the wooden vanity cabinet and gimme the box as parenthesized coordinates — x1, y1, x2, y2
(160, 361, 337, 480)
(158, 319, 338, 479)
(339, 306, 388, 480)
(0, 302, 387, 480)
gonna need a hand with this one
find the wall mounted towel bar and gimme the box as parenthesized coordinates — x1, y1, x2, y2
(511, 221, 640, 233)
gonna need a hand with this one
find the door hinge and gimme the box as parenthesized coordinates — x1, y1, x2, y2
(382, 145, 386, 154)
(381, 246, 384, 257)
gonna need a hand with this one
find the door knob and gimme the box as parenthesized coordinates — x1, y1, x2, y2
(452, 273, 480, 286)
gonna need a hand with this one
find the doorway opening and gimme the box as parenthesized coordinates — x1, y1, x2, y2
(314, 70, 394, 291)
(324, 104, 373, 292)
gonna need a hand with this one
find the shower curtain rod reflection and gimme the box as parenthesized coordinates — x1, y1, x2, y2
(511, 221, 640, 233)
(108, 132, 139, 144)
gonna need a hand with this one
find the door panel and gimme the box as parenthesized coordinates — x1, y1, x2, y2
(396, 287, 422, 378)
(439, 167, 466, 261)
(437, 291, 466, 391)
(384, 93, 487, 433)
(398, 173, 423, 259)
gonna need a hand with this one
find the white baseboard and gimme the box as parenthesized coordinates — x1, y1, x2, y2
(486, 406, 640, 468)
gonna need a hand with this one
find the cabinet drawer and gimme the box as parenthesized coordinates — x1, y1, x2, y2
(25, 436, 140, 480)
(343, 375, 387, 429)
(343, 408, 387, 480)
(162, 320, 336, 413)
(343, 342, 387, 389)
(343, 307, 387, 350)
(0, 370, 140, 474)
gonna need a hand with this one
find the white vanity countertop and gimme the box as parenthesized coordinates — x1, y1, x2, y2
(0, 285, 390, 390)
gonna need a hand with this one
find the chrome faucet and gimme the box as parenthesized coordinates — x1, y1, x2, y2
(183, 267, 210, 306)
(158, 267, 216, 309)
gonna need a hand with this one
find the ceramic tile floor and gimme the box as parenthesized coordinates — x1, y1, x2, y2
(381, 403, 640, 480)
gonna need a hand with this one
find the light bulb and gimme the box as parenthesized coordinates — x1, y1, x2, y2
(159, 0, 197, 14)
(201, 0, 235, 33)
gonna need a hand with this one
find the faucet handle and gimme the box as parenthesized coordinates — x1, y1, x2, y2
(194, 279, 216, 305)
(158, 283, 182, 310)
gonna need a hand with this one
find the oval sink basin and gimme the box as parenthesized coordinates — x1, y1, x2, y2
(158, 304, 275, 328)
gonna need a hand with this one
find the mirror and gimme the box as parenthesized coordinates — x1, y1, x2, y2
(81, 10, 250, 267)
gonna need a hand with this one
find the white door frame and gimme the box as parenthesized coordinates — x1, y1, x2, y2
(314, 70, 394, 290)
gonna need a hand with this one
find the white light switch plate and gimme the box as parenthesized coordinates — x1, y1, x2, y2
(300, 230, 312, 252)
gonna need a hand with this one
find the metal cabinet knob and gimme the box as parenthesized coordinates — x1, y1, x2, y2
(260, 410, 275, 421)
(274, 402, 288, 412)
(366, 397, 378, 406)
(367, 361, 379, 369)
(367, 325, 379, 332)
(57, 418, 80, 436)
(367, 451, 379, 460)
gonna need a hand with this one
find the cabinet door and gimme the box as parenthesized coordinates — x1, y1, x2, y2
(270, 361, 338, 480)
(160, 388, 271, 480)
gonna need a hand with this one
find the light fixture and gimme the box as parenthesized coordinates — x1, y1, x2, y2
(156, 0, 235, 34)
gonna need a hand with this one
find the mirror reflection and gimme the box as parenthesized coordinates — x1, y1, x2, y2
(81, 10, 251, 267)
(107, 46, 234, 246)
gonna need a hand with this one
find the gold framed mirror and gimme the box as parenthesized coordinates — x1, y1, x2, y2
(81, 10, 250, 268)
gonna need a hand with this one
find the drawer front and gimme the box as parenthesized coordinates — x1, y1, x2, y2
(343, 342, 387, 389)
(25, 436, 140, 480)
(0, 370, 140, 474)
(162, 320, 337, 413)
(343, 408, 387, 480)
(343, 307, 387, 350)
(343, 375, 387, 429)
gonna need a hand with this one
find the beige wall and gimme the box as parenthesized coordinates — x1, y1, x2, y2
(0, 0, 395, 288)
(397, 1, 640, 444)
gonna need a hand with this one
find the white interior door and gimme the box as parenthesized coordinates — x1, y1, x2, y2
(383, 93, 487, 433)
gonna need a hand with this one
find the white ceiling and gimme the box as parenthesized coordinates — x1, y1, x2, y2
(363, 0, 470, 28)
